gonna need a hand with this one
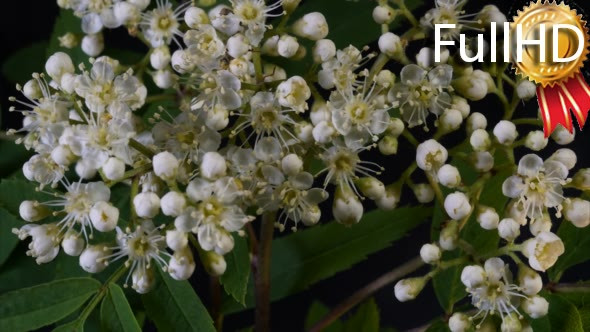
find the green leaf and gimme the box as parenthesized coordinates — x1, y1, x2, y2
(0, 248, 57, 293)
(2, 42, 49, 84)
(46, 10, 87, 66)
(0, 178, 53, 217)
(424, 318, 450, 332)
(100, 284, 141, 332)
(0, 278, 100, 331)
(142, 267, 215, 332)
(342, 298, 380, 332)
(0, 141, 32, 178)
(222, 206, 432, 313)
(220, 234, 250, 305)
(549, 221, 590, 281)
(0, 208, 22, 268)
(431, 250, 466, 314)
(304, 301, 344, 332)
(531, 294, 584, 332)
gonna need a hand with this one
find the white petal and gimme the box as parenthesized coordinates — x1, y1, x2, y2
(518, 154, 544, 177)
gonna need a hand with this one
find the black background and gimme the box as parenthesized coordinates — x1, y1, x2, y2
(2, 0, 590, 331)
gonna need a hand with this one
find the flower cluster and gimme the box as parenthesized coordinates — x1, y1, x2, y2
(7, 1, 590, 329)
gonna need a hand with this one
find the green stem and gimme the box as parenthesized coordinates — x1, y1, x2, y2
(401, 130, 419, 147)
(130, 176, 140, 225)
(105, 163, 152, 187)
(252, 47, 264, 84)
(513, 118, 543, 126)
(145, 93, 175, 104)
(255, 212, 276, 332)
(426, 171, 444, 207)
(308, 257, 424, 332)
(128, 138, 155, 158)
(368, 53, 389, 81)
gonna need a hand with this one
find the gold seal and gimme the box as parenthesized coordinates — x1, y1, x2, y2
(511, 1, 590, 87)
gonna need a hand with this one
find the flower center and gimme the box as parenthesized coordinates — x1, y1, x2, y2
(237, 3, 261, 22)
(346, 99, 371, 124)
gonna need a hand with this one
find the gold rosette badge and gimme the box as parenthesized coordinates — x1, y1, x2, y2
(511, 0, 590, 136)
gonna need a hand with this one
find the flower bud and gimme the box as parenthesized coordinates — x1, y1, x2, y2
(373, 4, 396, 24)
(378, 32, 401, 57)
(160, 191, 187, 217)
(473, 151, 494, 172)
(437, 164, 461, 188)
(564, 198, 590, 228)
(23, 79, 42, 99)
(333, 185, 363, 226)
(58, 33, 79, 49)
(501, 312, 522, 332)
(75, 159, 98, 180)
(476, 206, 499, 230)
(388, 118, 405, 137)
(132, 267, 155, 294)
(413, 183, 434, 203)
(45, 52, 75, 82)
(133, 192, 161, 219)
(451, 96, 470, 118)
(498, 218, 520, 241)
(470, 129, 491, 151)
(453, 75, 488, 101)
(530, 214, 552, 236)
(171, 49, 194, 74)
(518, 265, 543, 296)
(169, 247, 196, 280)
(153, 151, 179, 181)
(444, 192, 471, 220)
(90, 201, 119, 232)
(184, 6, 209, 28)
(356, 177, 385, 200)
(276, 76, 310, 113)
(573, 169, 590, 190)
(79, 245, 110, 273)
(293, 12, 329, 40)
(420, 243, 441, 264)
(201, 250, 227, 276)
(466, 112, 487, 133)
(19, 200, 50, 222)
(516, 80, 537, 100)
(312, 121, 335, 144)
(448, 312, 471, 332)
(394, 277, 426, 302)
(62, 231, 85, 256)
(375, 185, 400, 210)
(153, 69, 176, 89)
(522, 296, 549, 319)
(277, 35, 299, 58)
(114, 1, 140, 25)
(150, 46, 171, 70)
(378, 135, 398, 155)
(493, 120, 518, 145)
(301, 205, 321, 226)
(312, 39, 336, 63)
(81, 33, 104, 57)
(439, 220, 459, 250)
(200, 152, 227, 180)
(524, 130, 548, 151)
(439, 109, 463, 132)
(102, 157, 125, 180)
(549, 148, 576, 170)
(551, 126, 575, 145)
(166, 230, 188, 251)
(281, 154, 303, 176)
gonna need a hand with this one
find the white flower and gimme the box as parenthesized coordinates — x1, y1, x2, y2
(107, 221, 169, 292)
(231, 0, 284, 45)
(420, 243, 441, 264)
(518, 266, 542, 296)
(444, 192, 471, 220)
(89, 201, 119, 232)
(448, 313, 471, 332)
(184, 6, 208, 29)
(140, 0, 189, 48)
(201, 250, 227, 276)
(389, 64, 453, 128)
(502, 154, 569, 219)
(413, 183, 435, 203)
(421, 0, 479, 40)
(564, 198, 590, 228)
(394, 277, 426, 302)
(277, 35, 299, 58)
(102, 157, 125, 180)
(190, 70, 242, 113)
(439, 220, 459, 250)
(378, 32, 401, 57)
(548, 148, 577, 170)
(168, 247, 196, 280)
(373, 5, 396, 24)
(356, 177, 386, 200)
(470, 129, 491, 151)
(439, 108, 463, 132)
(184, 24, 226, 67)
(150, 46, 171, 70)
(293, 12, 329, 41)
(437, 164, 461, 188)
(551, 126, 575, 145)
(23, 154, 66, 186)
(133, 192, 161, 219)
(416, 139, 448, 171)
(320, 142, 384, 191)
(81, 33, 104, 57)
(522, 231, 565, 272)
(281, 154, 303, 177)
(61, 231, 85, 256)
(13, 223, 60, 264)
(153, 151, 179, 181)
(209, 5, 241, 36)
(227, 34, 250, 58)
(276, 76, 311, 113)
(19, 200, 50, 222)
(467, 112, 487, 133)
(473, 151, 494, 172)
(200, 152, 227, 180)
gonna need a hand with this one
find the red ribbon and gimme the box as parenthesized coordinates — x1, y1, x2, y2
(537, 73, 590, 137)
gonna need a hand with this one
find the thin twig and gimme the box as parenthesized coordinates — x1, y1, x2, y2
(255, 212, 276, 332)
